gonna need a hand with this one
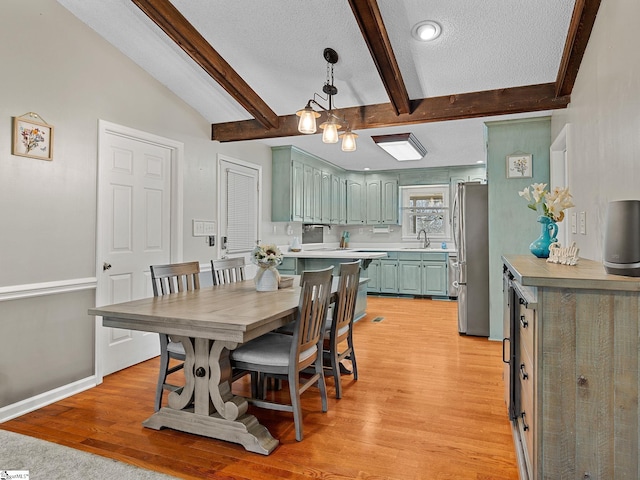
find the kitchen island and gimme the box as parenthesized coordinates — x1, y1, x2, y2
(278, 248, 387, 322)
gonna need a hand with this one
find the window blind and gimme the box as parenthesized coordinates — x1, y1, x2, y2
(226, 168, 257, 253)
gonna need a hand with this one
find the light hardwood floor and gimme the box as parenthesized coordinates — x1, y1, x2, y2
(1, 296, 518, 480)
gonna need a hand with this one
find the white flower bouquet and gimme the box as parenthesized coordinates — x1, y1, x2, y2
(251, 243, 283, 268)
(519, 183, 574, 222)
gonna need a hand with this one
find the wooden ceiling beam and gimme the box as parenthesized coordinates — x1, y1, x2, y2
(131, 0, 279, 130)
(555, 0, 602, 97)
(347, 0, 411, 115)
(211, 83, 570, 142)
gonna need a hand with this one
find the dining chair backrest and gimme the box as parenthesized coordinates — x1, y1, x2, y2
(150, 261, 201, 295)
(291, 266, 334, 371)
(149, 261, 200, 411)
(211, 257, 246, 285)
(332, 260, 361, 341)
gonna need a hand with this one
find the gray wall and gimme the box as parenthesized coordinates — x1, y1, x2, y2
(0, 0, 273, 408)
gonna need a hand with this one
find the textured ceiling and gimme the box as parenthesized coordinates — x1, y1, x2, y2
(57, 0, 576, 171)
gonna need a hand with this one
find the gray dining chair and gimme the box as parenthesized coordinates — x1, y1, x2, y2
(230, 266, 334, 441)
(324, 260, 361, 399)
(211, 257, 246, 285)
(149, 261, 200, 412)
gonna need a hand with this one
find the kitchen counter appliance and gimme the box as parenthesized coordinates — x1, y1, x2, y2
(452, 182, 489, 336)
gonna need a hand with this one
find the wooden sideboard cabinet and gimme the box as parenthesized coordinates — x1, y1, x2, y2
(502, 255, 640, 479)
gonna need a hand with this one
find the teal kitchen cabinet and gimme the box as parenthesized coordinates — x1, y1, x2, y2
(379, 252, 398, 294)
(364, 259, 380, 293)
(397, 251, 448, 296)
(346, 173, 366, 224)
(321, 170, 332, 223)
(366, 173, 399, 225)
(398, 258, 422, 295)
(276, 257, 298, 276)
(422, 261, 447, 296)
(273, 146, 338, 224)
(330, 174, 347, 225)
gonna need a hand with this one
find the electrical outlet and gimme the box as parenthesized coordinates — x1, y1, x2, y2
(579, 211, 586, 235)
(571, 212, 577, 234)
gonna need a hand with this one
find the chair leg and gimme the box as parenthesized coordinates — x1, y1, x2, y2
(348, 337, 358, 381)
(155, 350, 170, 411)
(330, 348, 342, 399)
(289, 372, 304, 441)
(317, 359, 328, 412)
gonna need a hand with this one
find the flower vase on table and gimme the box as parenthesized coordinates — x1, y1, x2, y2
(519, 182, 574, 259)
(254, 265, 280, 291)
(529, 215, 558, 258)
(251, 243, 283, 292)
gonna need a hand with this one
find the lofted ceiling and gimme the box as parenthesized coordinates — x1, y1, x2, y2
(57, 0, 600, 171)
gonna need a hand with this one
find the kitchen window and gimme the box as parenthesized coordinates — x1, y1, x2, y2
(400, 185, 450, 240)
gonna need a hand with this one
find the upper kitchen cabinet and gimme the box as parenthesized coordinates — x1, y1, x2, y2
(346, 173, 366, 224)
(366, 173, 399, 224)
(272, 146, 338, 223)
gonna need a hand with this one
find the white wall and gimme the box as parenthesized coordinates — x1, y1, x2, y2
(551, 0, 640, 261)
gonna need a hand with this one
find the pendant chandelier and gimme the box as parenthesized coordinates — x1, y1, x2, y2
(295, 48, 357, 152)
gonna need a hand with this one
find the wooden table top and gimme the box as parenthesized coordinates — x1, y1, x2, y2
(89, 279, 304, 343)
(503, 254, 640, 292)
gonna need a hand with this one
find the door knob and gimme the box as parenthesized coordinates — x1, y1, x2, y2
(103, 262, 112, 271)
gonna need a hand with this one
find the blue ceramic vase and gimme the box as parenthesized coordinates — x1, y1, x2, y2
(530, 215, 558, 258)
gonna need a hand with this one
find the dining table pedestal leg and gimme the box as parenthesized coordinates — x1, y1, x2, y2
(142, 336, 279, 455)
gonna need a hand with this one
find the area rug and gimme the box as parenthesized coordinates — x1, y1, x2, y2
(0, 429, 178, 479)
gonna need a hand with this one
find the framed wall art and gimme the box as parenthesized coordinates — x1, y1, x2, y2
(506, 153, 532, 178)
(12, 113, 54, 160)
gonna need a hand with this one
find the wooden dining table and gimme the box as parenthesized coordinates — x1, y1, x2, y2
(89, 278, 314, 455)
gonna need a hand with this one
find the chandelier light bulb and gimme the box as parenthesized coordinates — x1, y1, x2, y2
(296, 106, 320, 134)
(341, 131, 358, 152)
(321, 122, 339, 144)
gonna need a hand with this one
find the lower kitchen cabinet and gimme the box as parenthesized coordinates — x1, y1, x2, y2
(365, 259, 380, 293)
(379, 256, 398, 293)
(276, 257, 298, 276)
(422, 261, 447, 296)
(365, 251, 448, 297)
(503, 255, 640, 479)
(398, 252, 448, 297)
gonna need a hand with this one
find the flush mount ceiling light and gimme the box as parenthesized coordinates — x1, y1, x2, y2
(371, 133, 427, 161)
(296, 48, 357, 152)
(411, 20, 442, 42)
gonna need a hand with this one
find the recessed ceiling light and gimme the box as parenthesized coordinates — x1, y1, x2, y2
(476, 160, 485, 164)
(412, 21, 442, 42)
(364, 167, 370, 171)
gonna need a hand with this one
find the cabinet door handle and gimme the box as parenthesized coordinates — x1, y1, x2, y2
(502, 338, 511, 364)
(520, 315, 528, 328)
(520, 363, 529, 380)
(521, 412, 529, 431)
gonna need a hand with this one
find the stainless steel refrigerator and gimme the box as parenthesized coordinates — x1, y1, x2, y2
(452, 182, 489, 336)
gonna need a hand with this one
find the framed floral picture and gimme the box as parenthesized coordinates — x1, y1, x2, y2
(12, 116, 54, 160)
(506, 153, 532, 178)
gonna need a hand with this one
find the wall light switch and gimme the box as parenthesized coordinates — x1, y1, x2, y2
(579, 211, 587, 235)
(571, 212, 577, 234)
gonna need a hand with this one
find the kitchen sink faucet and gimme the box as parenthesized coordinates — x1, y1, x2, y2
(417, 229, 430, 248)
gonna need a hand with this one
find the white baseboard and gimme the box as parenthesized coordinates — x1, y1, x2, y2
(0, 376, 97, 423)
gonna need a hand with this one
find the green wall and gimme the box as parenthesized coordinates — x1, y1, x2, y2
(486, 117, 551, 339)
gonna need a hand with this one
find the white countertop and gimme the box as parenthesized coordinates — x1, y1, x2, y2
(283, 249, 387, 259)
(283, 245, 457, 259)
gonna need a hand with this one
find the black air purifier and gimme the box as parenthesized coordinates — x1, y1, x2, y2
(603, 200, 640, 277)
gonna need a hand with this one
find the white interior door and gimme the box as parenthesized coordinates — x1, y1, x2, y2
(218, 155, 261, 273)
(96, 121, 183, 379)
